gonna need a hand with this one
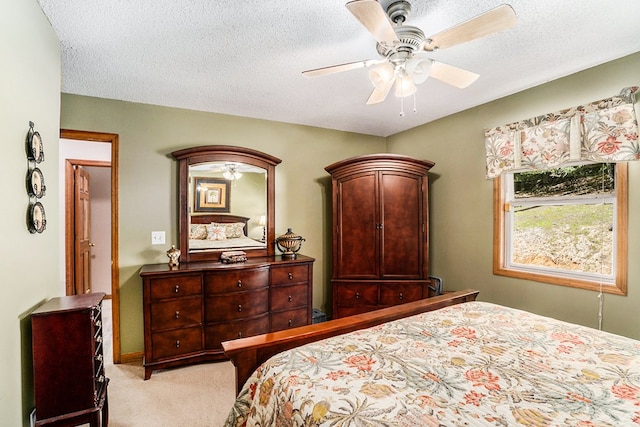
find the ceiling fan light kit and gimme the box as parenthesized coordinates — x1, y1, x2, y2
(302, 0, 517, 112)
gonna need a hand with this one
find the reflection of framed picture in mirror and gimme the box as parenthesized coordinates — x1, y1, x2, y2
(194, 177, 230, 212)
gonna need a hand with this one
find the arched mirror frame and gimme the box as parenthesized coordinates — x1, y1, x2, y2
(172, 145, 282, 263)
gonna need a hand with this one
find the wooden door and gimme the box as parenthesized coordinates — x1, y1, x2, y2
(335, 172, 379, 278)
(379, 171, 425, 279)
(75, 167, 92, 294)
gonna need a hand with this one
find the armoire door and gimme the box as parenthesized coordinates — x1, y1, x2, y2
(335, 171, 379, 278)
(379, 171, 425, 279)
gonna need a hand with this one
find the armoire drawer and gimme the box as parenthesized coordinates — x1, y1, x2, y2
(205, 314, 270, 349)
(150, 296, 202, 331)
(205, 288, 269, 322)
(271, 264, 309, 286)
(150, 274, 202, 301)
(270, 284, 308, 311)
(334, 305, 377, 318)
(204, 267, 269, 294)
(150, 326, 202, 360)
(271, 307, 308, 331)
(334, 282, 378, 306)
(379, 283, 424, 306)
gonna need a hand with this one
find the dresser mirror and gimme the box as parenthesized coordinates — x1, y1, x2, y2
(172, 146, 281, 262)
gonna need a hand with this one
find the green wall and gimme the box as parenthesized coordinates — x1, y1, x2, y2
(1, 0, 61, 425)
(388, 53, 640, 340)
(61, 53, 640, 360)
(59, 97, 386, 353)
(4, 2, 639, 422)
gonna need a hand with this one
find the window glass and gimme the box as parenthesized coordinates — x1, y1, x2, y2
(494, 163, 627, 295)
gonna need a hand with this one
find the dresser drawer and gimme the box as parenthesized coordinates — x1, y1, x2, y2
(271, 307, 308, 331)
(150, 296, 202, 331)
(151, 326, 202, 360)
(149, 274, 202, 301)
(379, 283, 424, 306)
(271, 264, 309, 286)
(204, 267, 269, 294)
(205, 314, 270, 349)
(270, 284, 308, 311)
(334, 282, 378, 306)
(205, 289, 269, 322)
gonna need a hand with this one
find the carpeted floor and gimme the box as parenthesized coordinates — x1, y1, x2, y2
(102, 300, 237, 426)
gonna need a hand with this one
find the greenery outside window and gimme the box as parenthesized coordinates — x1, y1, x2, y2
(493, 163, 627, 295)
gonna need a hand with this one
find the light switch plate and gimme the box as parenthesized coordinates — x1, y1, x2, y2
(151, 231, 165, 245)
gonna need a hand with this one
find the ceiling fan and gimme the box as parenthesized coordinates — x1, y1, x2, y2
(302, 0, 517, 107)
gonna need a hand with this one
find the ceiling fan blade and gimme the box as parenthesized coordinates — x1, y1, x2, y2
(346, 0, 399, 44)
(366, 78, 394, 104)
(424, 4, 517, 51)
(430, 61, 479, 88)
(302, 59, 381, 78)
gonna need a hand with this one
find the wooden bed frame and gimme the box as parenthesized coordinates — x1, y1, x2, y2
(222, 289, 480, 394)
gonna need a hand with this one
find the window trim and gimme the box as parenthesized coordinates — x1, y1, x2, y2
(493, 163, 628, 295)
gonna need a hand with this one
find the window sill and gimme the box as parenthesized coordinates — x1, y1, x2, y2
(493, 264, 626, 295)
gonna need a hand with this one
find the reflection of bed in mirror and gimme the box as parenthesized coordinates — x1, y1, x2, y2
(189, 214, 266, 252)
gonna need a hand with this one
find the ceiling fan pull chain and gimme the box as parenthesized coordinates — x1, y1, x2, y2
(399, 96, 405, 117)
(413, 93, 417, 113)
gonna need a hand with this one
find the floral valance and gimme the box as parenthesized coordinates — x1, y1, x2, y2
(485, 86, 639, 179)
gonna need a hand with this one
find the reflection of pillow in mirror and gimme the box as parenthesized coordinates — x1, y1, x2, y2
(225, 222, 245, 239)
(190, 224, 207, 240)
(206, 224, 226, 241)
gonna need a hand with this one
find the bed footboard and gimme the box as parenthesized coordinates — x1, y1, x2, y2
(222, 289, 479, 394)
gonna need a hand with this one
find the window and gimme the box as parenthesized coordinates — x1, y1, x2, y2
(493, 163, 627, 295)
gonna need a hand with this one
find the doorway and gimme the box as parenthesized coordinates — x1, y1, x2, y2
(61, 129, 121, 364)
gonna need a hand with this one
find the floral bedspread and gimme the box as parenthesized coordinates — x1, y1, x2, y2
(224, 302, 640, 426)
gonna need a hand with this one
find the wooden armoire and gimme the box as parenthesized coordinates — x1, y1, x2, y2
(325, 154, 435, 318)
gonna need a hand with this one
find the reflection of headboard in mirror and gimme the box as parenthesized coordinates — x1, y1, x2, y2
(189, 214, 267, 253)
(191, 214, 249, 234)
(172, 145, 281, 263)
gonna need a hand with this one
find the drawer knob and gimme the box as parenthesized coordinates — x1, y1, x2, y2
(237, 332, 242, 338)
(288, 272, 293, 280)
(174, 284, 180, 293)
(288, 295, 293, 302)
(355, 292, 360, 299)
(176, 340, 180, 348)
(399, 292, 404, 300)
(175, 311, 180, 319)
(237, 280, 242, 288)
(288, 319, 293, 327)
(238, 304, 242, 312)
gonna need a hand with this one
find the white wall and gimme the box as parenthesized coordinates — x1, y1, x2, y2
(58, 139, 112, 295)
(84, 166, 112, 295)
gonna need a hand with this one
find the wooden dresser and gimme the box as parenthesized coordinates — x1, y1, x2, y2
(140, 255, 314, 379)
(32, 292, 108, 426)
(326, 154, 435, 318)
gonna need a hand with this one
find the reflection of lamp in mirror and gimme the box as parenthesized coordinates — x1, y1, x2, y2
(258, 215, 266, 242)
(223, 163, 242, 181)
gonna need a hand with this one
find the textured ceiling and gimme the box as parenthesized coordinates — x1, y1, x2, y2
(38, 0, 640, 137)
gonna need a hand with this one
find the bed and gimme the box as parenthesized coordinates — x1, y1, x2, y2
(189, 214, 266, 251)
(222, 289, 640, 426)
